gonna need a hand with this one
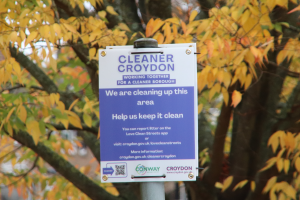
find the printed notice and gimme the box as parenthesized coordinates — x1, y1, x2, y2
(100, 87, 194, 161)
(99, 44, 198, 182)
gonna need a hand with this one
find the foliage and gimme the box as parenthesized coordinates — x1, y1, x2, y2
(0, 0, 299, 199)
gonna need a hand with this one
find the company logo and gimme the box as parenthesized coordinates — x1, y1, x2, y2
(135, 164, 160, 175)
(167, 166, 192, 171)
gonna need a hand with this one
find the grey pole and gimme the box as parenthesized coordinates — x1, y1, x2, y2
(134, 38, 165, 200)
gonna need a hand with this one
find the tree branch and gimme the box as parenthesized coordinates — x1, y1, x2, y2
(9, 47, 59, 94)
(11, 130, 119, 200)
(202, 84, 235, 199)
(51, 123, 98, 136)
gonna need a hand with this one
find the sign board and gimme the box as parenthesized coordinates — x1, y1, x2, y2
(99, 43, 198, 182)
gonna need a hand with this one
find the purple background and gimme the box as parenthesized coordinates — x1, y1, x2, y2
(100, 87, 195, 161)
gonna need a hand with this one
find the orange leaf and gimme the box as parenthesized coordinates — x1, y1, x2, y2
(152, 19, 164, 35)
(207, 40, 214, 58)
(231, 90, 242, 107)
(181, 20, 187, 34)
(287, 5, 300, 14)
(145, 18, 154, 37)
(89, 157, 97, 164)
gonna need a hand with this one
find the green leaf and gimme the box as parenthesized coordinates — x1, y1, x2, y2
(39, 121, 46, 135)
(274, 23, 282, 33)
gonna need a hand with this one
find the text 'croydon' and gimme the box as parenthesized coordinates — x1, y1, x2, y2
(118, 54, 175, 72)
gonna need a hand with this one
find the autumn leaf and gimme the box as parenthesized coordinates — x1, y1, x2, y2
(198, 104, 203, 114)
(18, 105, 27, 123)
(295, 157, 300, 172)
(215, 182, 223, 189)
(262, 176, 277, 193)
(251, 181, 256, 191)
(118, 23, 131, 32)
(287, 5, 300, 14)
(25, 31, 39, 46)
(83, 113, 92, 128)
(106, 6, 118, 15)
(63, 23, 77, 34)
(233, 180, 248, 191)
(98, 11, 106, 18)
(222, 176, 233, 192)
(231, 90, 242, 107)
(189, 10, 198, 22)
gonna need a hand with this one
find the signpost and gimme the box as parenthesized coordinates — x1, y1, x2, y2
(99, 39, 198, 191)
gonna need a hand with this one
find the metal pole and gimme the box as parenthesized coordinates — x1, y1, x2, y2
(141, 182, 165, 200)
(134, 38, 165, 200)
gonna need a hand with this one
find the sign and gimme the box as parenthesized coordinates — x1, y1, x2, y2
(99, 43, 198, 182)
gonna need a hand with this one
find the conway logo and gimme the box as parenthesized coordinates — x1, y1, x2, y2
(135, 164, 160, 175)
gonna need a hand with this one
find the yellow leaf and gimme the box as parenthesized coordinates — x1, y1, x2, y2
(269, 187, 276, 200)
(276, 50, 287, 65)
(198, 104, 203, 114)
(223, 72, 231, 88)
(283, 159, 290, 174)
(6, 107, 16, 122)
(262, 176, 277, 193)
(50, 57, 57, 72)
(106, 6, 118, 15)
(259, 157, 277, 172)
(7, 122, 13, 136)
(68, 99, 79, 111)
(164, 23, 171, 38)
(130, 32, 137, 41)
(181, 20, 187, 34)
(83, 165, 91, 175)
(251, 181, 255, 191)
(60, 119, 69, 129)
(63, 23, 77, 34)
(250, 46, 262, 60)
(222, 87, 229, 106)
(53, 23, 61, 36)
(215, 182, 223, 189)
(276, 158, 283, 172)
(98, 11, 106, 18)
(83, 113, 92, 128)
(152, 19, 164, 35)
(10, 31, 18, 44)
(44, 25, 50, 38)
(244, 74, 252, 90)
(18, 105, 27, 123)
(196, 20, 209, 35)
(285, 185, 296, 199)
(118, 23, 131, 32)
(26, 120, 41, 145)
(57, 101, 65, 114)
(189, 10, 198, 22)
(19, 30, 26, 41)
(26, 31, 38, 44)
(145, 18, 154, 37)
(89, 48, 96, 59)
(231, 90, 242, 108)
(295, 157, 300, 172)
(233, 180, 248, 191)
(68, 115, 82, 129)
(165, 18, 180, 25)
(278, 193, 285, 200)
(222, 176, 233, 192)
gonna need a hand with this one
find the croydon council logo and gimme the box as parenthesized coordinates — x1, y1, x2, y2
(135, 164, 160, 175)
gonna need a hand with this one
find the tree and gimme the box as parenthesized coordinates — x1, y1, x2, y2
(0, 0, 300, 200)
